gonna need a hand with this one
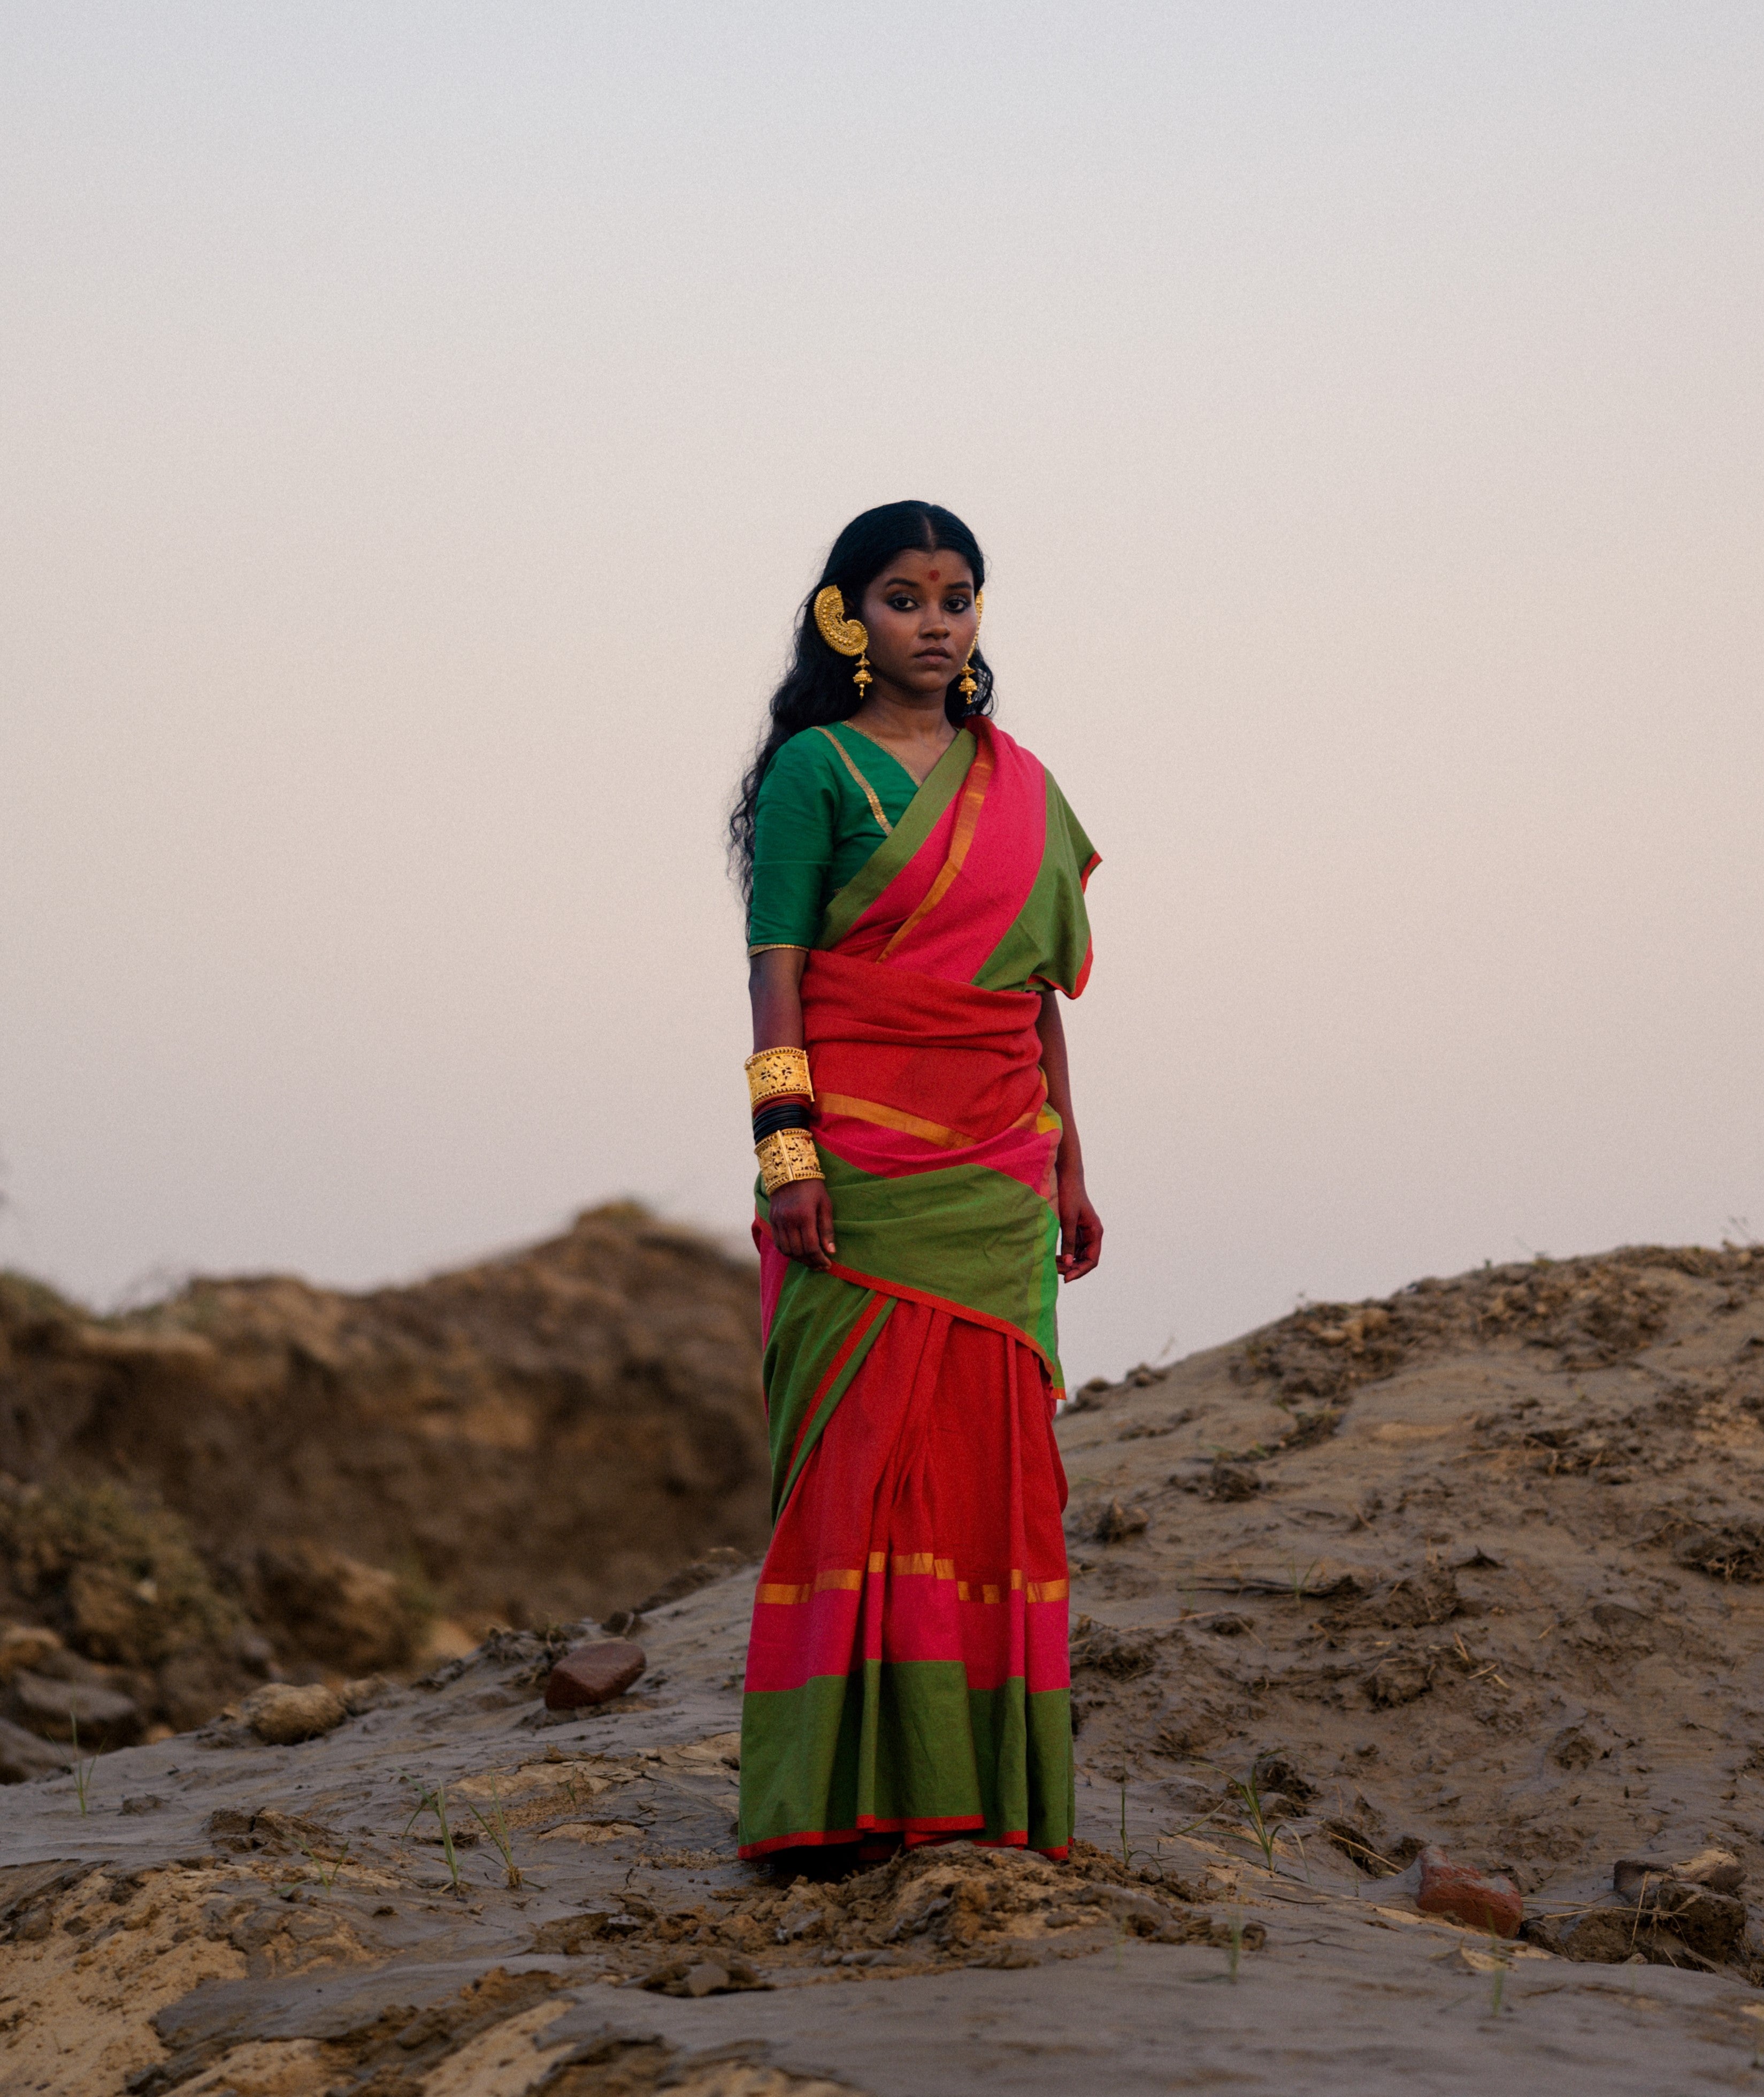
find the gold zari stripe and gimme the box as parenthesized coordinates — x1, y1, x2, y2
(877, 736, 993, 960)
(817, 1093, 1057, 1153)
(815, 725, 893, 835)
(757, 1566, 865, 1605)
(818, 1093, 975, 1150)
(760, 1563, 1068, 1607)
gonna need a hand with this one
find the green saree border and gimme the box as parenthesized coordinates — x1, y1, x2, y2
(774, 1290, 895, 1519)
(739, 1665, 1074, 1854)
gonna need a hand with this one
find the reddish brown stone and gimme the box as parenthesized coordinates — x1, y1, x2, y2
(1416, 1846, 1523, 1938)
(544, 1639, 646, 1710)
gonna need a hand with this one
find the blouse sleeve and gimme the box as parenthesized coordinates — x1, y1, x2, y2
(748, 736, 839, 950)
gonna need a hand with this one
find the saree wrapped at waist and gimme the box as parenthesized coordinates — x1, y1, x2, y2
(739, 721, 1097, 1861)
(800, 948, 1062, 1366)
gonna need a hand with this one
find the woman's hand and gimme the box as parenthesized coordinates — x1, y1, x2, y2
(1056, 1168, 1103, 1281)
(770, 1178, 838, 1271)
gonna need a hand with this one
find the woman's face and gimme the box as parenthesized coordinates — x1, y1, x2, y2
(857, 548, 979, 704)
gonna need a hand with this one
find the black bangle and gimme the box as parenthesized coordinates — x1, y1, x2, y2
(753, 1099, 813, 1143)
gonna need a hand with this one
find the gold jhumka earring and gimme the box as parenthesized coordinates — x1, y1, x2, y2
(813, 585, 872, 699)
(957, 588, 986, 704)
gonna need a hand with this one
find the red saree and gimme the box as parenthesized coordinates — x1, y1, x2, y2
(738, 720, 1098, 1861)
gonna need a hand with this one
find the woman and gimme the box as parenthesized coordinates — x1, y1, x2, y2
(731, 500, 1101, 1869)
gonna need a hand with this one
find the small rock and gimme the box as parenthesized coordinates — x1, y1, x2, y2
(1205, 1464, 1260, 1503)
(1095, 1499, 1149, 1544)
(1613, 1850, 1745, 1900)
(0, 1623, 64, 1686)
(1673, 1847, 1745, 1895)
(9, 1670, 140, 1747)
(1646, 1882, 1748, 1961)
(0, 1715, 75, 1782)
(339, 1675, 395, 1717)
(1416, 1847, 1523, 1938)
(239, 1682, 348, 1744)
(635, 1956, 768, 1997)
(544, 1640, 647, 1710)
(1612, 1857, 1667, 1902)
(119, 1794, 165, 1815)
(1608, 1860, 1747, 1961)
(1551, 1889, 1747, 1967)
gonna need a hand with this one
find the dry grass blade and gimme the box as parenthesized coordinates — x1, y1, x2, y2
(400, 1774, 465, 1893)
(69, 1710, 96, 1816)
(467, 1777, 524, 1890)
(1228, 1770, 1278, 1869)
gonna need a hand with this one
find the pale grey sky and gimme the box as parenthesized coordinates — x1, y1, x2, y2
(3, 2, 1760, 1381)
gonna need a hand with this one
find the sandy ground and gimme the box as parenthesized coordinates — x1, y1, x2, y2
(4, 1244, 1764, 2094)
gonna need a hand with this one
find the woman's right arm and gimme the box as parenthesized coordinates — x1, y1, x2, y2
(749, 946, 837, 1271)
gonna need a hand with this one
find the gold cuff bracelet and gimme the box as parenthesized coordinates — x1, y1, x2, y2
(757, 1128, 825, 1195)
(746, 1045, 815, 1108)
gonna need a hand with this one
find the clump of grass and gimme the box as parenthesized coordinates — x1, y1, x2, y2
(69, 1711, 96, 1816)
(1225, 1910, 1246, 1983)
(1229, 1770, 1278, 1869)
(1, 1475, 242, 1668)
(297, 1834, 350, 1888)
(467, 1778, 523, 1891)
(1485, 1936, 1513, 2016)
(401, 1777, 463, 1893)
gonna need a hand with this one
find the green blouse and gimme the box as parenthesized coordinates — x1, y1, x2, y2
(747, 724, 923, 951)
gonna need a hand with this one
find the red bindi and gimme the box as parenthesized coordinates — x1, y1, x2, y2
(928, 568, 940, 580)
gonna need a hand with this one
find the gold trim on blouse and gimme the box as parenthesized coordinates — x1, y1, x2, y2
(814, 725, 893, 835)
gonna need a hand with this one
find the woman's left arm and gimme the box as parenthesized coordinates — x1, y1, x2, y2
(1037, 993, 1103, 1281)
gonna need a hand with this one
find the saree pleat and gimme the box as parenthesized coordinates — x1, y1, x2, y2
(740, 1300, 1073, 1856)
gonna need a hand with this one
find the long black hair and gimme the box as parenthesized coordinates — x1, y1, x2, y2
(730, 501, 994, 902)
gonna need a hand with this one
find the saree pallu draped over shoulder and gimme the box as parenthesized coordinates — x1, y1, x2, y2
(739, 721, 1098, 1861)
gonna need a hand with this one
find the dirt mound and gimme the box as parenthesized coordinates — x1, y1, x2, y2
(0, 1205, 765, 1737)
(555, 1836, 1256, 1989)
(1226, 1245, 1723, 1405)
(1060, 1239, 1764, 1972)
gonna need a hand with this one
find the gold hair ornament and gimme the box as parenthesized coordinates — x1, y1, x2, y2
(746, 1045, 815, 1108)
(757, 1127, 825, 1195)
(814, 585, 872, 699)
(957, 587, 986, 705)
